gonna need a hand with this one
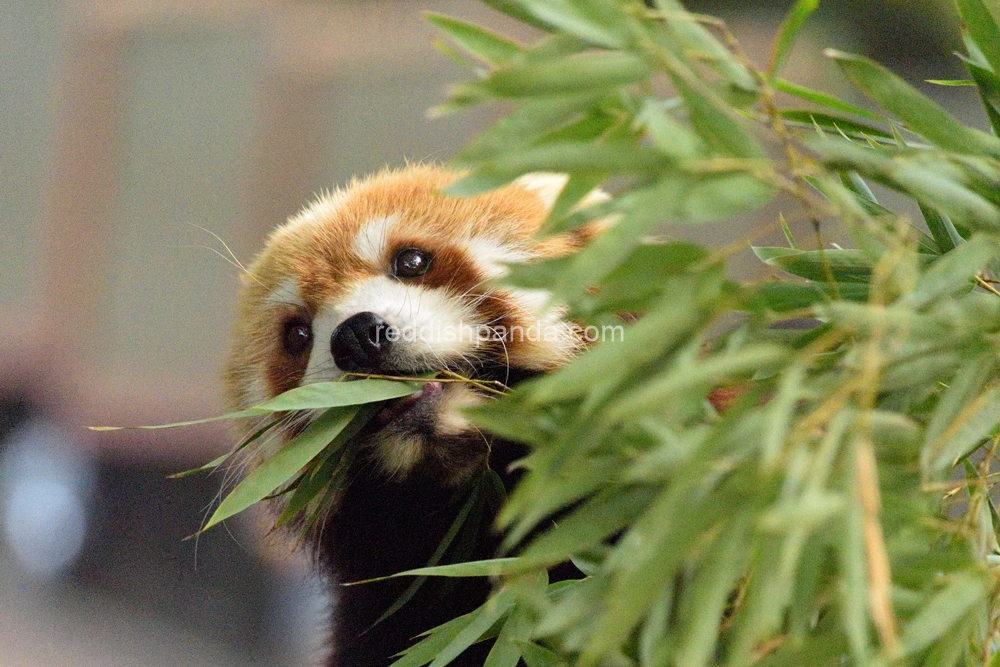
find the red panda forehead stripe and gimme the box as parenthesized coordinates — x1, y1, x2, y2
(352, 215, 399, 267)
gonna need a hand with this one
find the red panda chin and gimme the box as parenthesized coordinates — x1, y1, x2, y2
(223, 165, 608, 667)
(361, 380, 489, 484)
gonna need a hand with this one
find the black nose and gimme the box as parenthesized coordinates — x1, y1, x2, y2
(331, 312, 394, 373)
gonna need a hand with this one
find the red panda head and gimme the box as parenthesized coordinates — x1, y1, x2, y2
(224, 165, 604, 482)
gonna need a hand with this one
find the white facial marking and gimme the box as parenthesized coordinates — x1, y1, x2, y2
(352, 215, 399, 266)
(338, 276, 480, 370)
(303, 307, 345, 385)
(464, 237, 531, 278)
(509, 288, 551, 313)
(507, 288, 581, 368)
(243, 376, 270, 409)
(264, 277, 306, 309)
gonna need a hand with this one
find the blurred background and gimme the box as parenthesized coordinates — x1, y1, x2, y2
(0, 1, 976, 664)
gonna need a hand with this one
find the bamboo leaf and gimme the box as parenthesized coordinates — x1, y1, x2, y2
(774, 78, 881, 120)
(93, 379, 417, 430)
(925, 382, 1000, 473)
(768, 0, 819, 79)
(920, 204, 965, 252)
(827, 49, 1000, 156)
(903, 235, 996, 309)
(957, 0, 1000, 76)
(429, 587, 518, 667)
(518, 485, 657, 567)
(426, 13, 523, 65)
(475, 52, 649, 97)
(514, 0, 632, 49)
(900, 572, 986, 655)
(779, 109, 892, 140)
(201, 406, 360, 532)
(386, 558, 524, 580)
(653, 0, 759, 94)
(390, 611, 480, 667)
(753, 247, 874, 283)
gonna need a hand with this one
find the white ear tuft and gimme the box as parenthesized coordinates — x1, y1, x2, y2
(513, 172, 570, 210)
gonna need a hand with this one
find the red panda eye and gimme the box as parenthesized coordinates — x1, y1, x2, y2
(392, 247, 433, 278)
(281, 318, 313, 356)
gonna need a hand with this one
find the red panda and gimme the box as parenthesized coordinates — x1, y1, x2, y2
(223, 165, 605, 666)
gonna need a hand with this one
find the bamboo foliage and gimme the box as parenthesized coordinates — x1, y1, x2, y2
(391, 1, 1000, 665)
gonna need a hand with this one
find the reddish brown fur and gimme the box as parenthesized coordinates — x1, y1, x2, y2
(225, 166, 593, 408)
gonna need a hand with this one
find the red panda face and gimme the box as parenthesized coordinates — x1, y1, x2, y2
(224, 166, 604, 481)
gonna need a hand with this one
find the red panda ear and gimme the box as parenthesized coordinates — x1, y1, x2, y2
(532, 219, 613, 259)
(513, 173, 571, 210)
(511, 173, 614, 259)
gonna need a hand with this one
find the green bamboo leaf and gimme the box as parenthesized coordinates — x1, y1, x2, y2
(673, 75, 764, 158)
(387, 558, 524, 579)
(779, 110, 892, 140)
(768, 0, 819, 78)
(535, 575, 605, 640)
(581, 480, 735, 664)
(635, 97, 703, 159)
(957, 0, 1000, 76)
(639, 585, 674, 666)
(903, 235, 996, 309)
(525, 274, 708, 405)
(605, 344, 788, 423)
(841, 170, 877, 203)
(673, 515, 753, 667)
(477, 141, 666, 176)
(201, 406, 360, 532)
(926, 79, 977, 86)
(485, 577, 543, 667)
(653, 0, 760, 95)
(501, 454, 625, 547)
(840, 448, 871, 663)
(483, 616, 530, 667)
(454, 93, 604, 165)
(925, 382, 1000, 473)
(168, 452, 233, 479)
(740, 281, 869, 312)
(826, 49, 1000, 156)
(966, 56, 1000, 139)
(477, 1, 552, 29)
(900, 572, 986, 655)
(390, 610, 480, 667)
(774, 78, 881, 120)
(519, 642, 566, 667)
(753, 247, 873, 283)
(426, 13, 523, 65)
(920, 204, 964, 252)
(448, 141, 662, 196)
(475, 52, 649, 97)
(169, 415, 286, 479)
(272, 405, 379, 527)
(513, 0, 632, 49)
(958, 40, 1000, 140)
(273, 452, 341, 527)
(94, 379, 417, 430)
(812, 139, 1000, 231)
(518, 485, 657, 567)
(429, 587, 518, 667)
(589, 241, 709, 312)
